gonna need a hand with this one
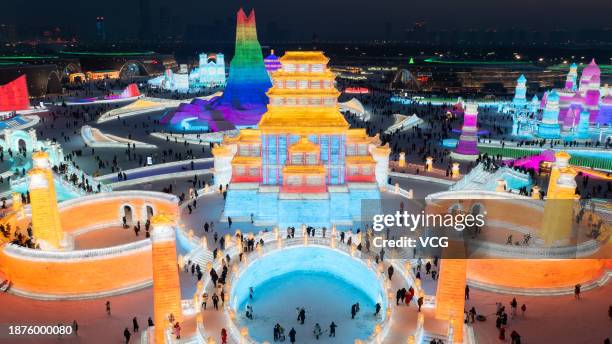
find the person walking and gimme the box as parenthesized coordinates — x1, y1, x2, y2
(313, 323, 322, 340)
(510, 298, 518, 318)
(574, 284, 581, 299)
(202, 292, 208, 310)
(173, 322, 181, 339)
(465, 285, 470, 300)
(329, 322, 337, 337)
(123, 328, 131, 344)
(72, 320, 78, 335)
(212, 293, 219, 310)
(388, 265, 394, 281)
(289, 327, 296, 343)
(132, 317, 139, 333)
(221, 328, 227, 344)
(106, 301, 111, 315)
(374, 303, 381, 316)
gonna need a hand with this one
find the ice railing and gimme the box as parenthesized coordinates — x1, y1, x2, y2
(467, 237, 601, 258)
(10, 163, 111, 196)
(64, 163, 112, 193)
(3, 238, 150, 261)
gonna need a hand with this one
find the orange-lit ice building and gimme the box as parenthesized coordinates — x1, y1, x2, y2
(213, 51, 390, 227)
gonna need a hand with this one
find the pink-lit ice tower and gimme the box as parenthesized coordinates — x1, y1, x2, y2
(451, 102, 480, 161)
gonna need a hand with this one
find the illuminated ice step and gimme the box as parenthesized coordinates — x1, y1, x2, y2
(223, 183, 380, 227)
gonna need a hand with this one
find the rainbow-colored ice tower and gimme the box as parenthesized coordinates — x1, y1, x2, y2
(451, 102, 479, 161)
(216, 8, 272, 112)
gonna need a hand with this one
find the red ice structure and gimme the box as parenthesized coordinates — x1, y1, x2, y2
(0, 75, 30, 112)
(120, 83, 141, 98)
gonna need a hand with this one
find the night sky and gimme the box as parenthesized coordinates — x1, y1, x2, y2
(1, 0, 611, 40)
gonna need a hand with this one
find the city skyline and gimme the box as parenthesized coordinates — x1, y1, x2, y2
(1, 0, 611, 41)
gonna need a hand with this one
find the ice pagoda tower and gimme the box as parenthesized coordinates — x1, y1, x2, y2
(215, 8, 272, 110)
(213, 51, 389, 228)
(512, 74, 528, 107)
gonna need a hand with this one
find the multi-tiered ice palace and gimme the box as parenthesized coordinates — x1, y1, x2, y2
(213, 51, 390, 228)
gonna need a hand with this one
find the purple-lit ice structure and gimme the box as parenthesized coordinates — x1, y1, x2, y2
(161, 8, 271, 132)
(451, 102, 480, 161)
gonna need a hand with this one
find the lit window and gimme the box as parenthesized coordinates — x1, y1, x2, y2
(285, 64, 296, 72)
(239, 145, 249, 156)
(305, 153, 317, 165)
(291, 154, 303, 165)
(286, 176, 301, 185)
(298, 64, 308, 72)
(249, 167, 259, 176)
(311, 80, 320, 89)
(312, 64, 324, 72)
(236, 166, 245, 175)
(298, 80, 308, 89)
(306, 176, 321, 185)
(286, 80, 296, 89)
(345, 145, 354, 156)
(358, 144, 368, 155)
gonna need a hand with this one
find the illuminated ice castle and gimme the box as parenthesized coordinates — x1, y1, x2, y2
(190, 53, 226, 87)
(148, 53, 225, 92)
(161, 8, 272, 131)
(505, 60, 611, 139)
(213, 51, 390, 227)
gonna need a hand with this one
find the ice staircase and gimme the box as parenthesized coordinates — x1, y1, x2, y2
(450, 163, 530, 192)
(186, 246, 214, 269)
(450, 163, 489, 191)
